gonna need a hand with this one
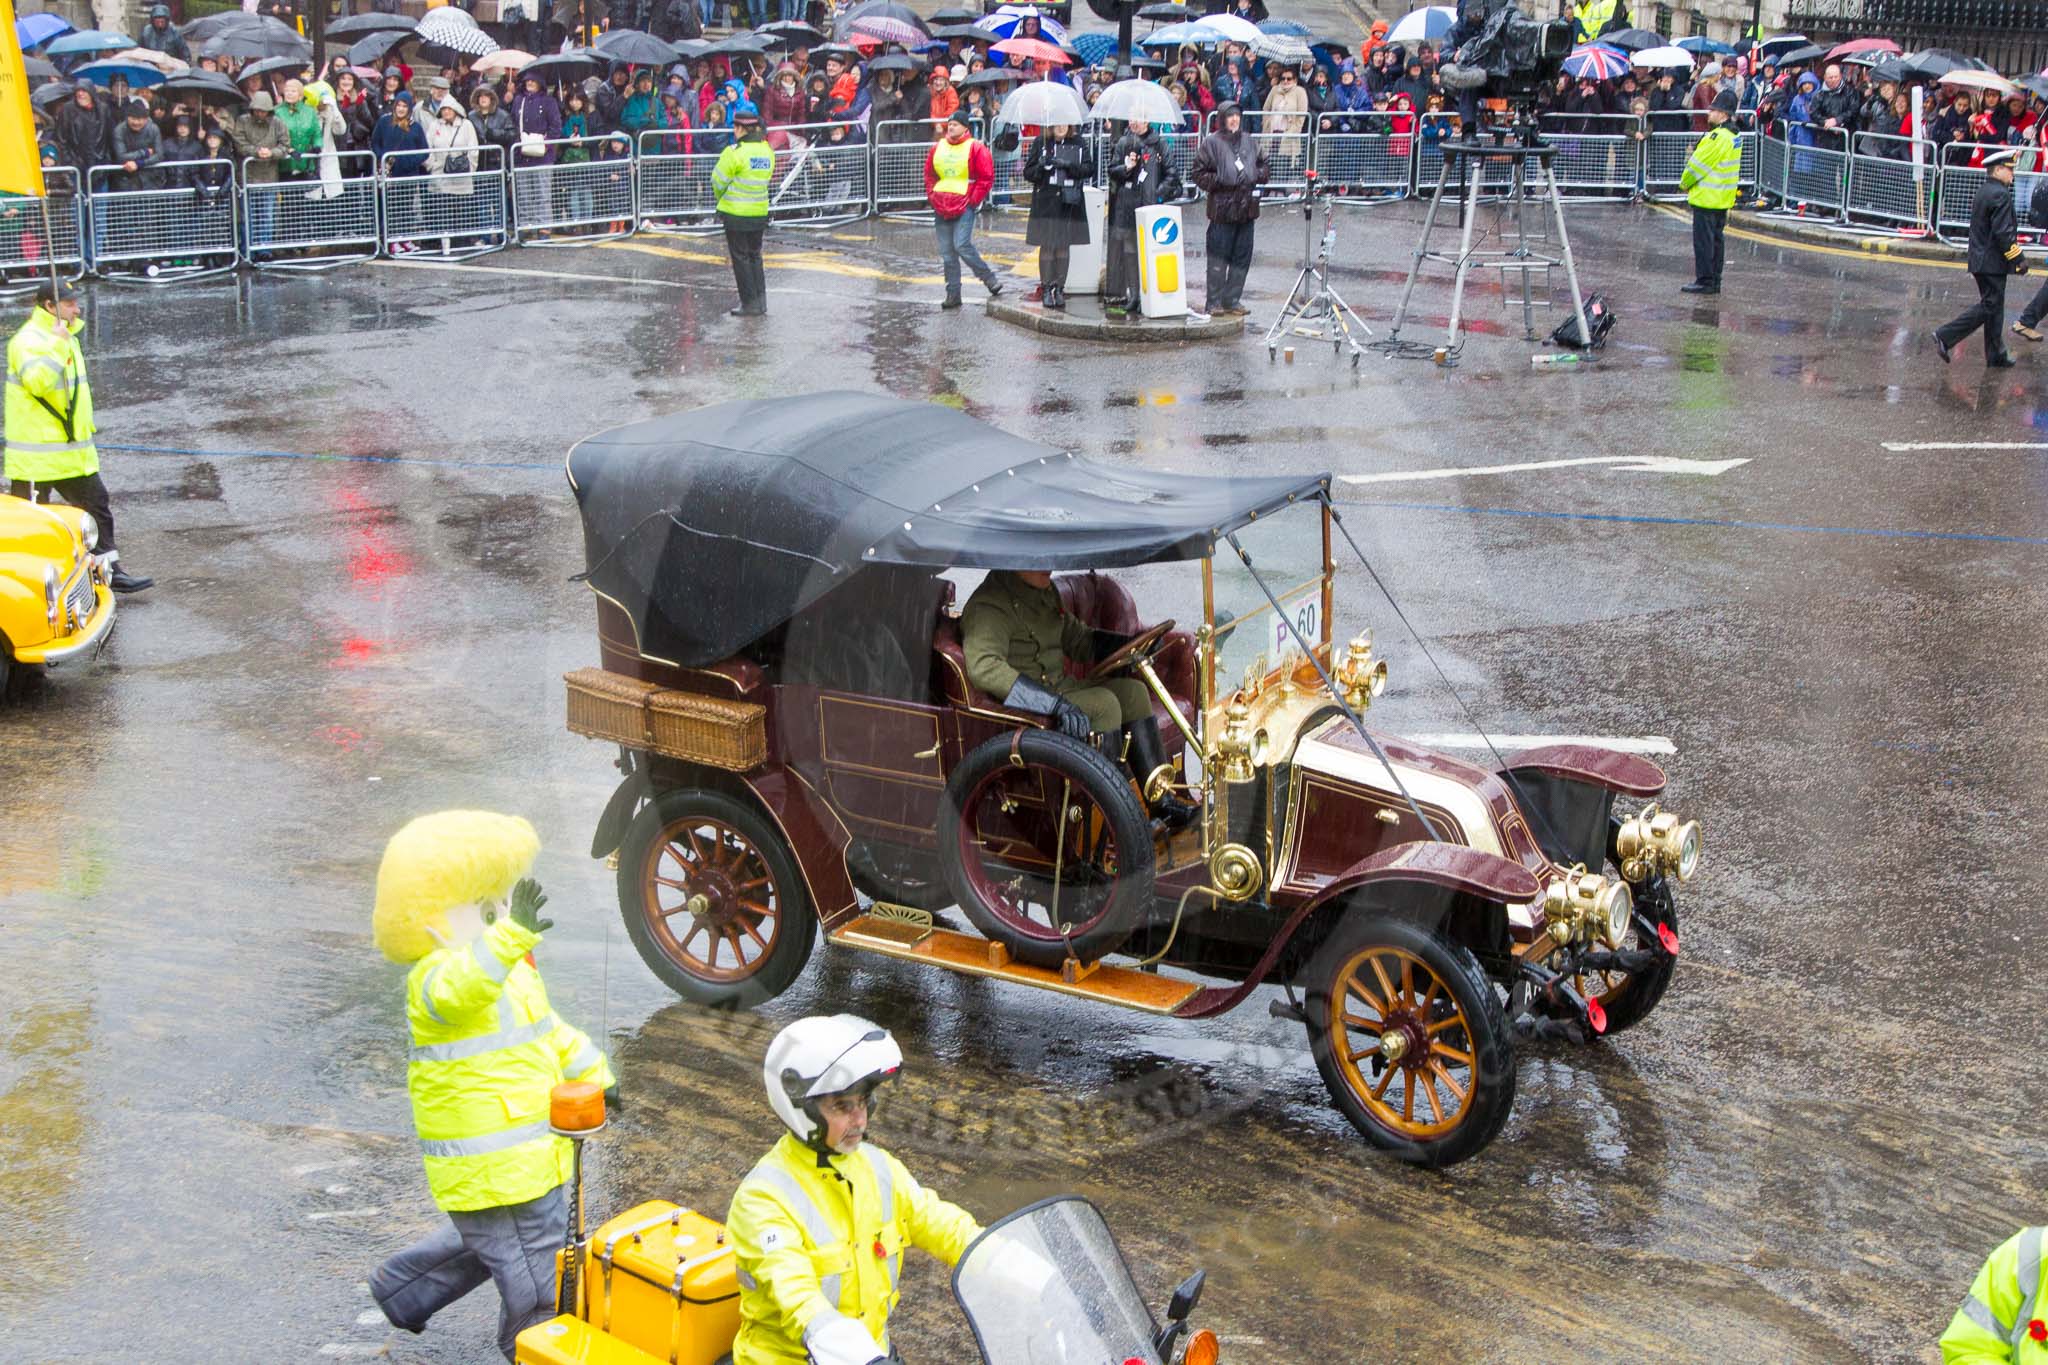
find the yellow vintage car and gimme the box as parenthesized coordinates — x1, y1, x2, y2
(0, 492, 115, 695)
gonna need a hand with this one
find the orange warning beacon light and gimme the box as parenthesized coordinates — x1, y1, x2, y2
(550, 1080, 607, 1136)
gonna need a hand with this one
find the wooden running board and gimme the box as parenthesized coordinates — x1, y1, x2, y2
(828, 914, 1201, 1015)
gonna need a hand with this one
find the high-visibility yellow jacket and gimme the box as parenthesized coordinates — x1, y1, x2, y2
(726, 1132, 981, 1365)
(1942, 1227, 2048, 1365)
(405, 918, 615, 1213)
(4, 307, 99, 484)
(713, 136, 774, 219)
(1572, 0, 1616, 45)
(1682, 124, 1741, 211)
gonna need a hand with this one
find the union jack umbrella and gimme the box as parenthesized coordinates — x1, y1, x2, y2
(1561, 44, 1630, 81)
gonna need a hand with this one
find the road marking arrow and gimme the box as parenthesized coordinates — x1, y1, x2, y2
(1338, 455, 1749, 484)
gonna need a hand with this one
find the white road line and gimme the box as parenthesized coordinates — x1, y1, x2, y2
(374, 259, 692, 288)
(307, 1207, 384, 1221)
(1880, 441, 2048, 450)
(318, 1344, 387, 1358)
(291, 1159, 360, 1176)
(1407, 733, 1678, 755)
(1338, 455, 1748, 484)
(355, 1311, 386, 1326)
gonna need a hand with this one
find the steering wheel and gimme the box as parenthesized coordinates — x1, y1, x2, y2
(1087, 620, 1175, 679)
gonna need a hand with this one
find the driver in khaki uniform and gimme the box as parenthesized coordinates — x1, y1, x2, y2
(960, 569, 1198, 829)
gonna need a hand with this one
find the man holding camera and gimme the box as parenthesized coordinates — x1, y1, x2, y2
(1934, 147, 2025, 368)
(1191, 103, 1270, 317)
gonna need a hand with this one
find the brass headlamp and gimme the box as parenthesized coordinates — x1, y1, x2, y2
(1614, 803, 1703, 883)
(1541, 866, 1632, 949)
(1211, 699, 1268, 783)
(1335, 632, 1388, 713)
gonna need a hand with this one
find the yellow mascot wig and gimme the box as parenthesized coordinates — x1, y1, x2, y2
(373, 810, 542, 964)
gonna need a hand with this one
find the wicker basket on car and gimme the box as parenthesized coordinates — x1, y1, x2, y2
(564, 668, 767, 772)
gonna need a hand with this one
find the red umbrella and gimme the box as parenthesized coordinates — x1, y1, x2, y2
(1827, 36, 1900, 60)
(991, 36, 1071, 64)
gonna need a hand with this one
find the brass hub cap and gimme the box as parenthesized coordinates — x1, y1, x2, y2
(1329, 946, 1477, 1140)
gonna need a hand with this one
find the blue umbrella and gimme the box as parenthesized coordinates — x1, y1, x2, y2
(1675, 35, 1734, 55)
(1256, 17, 1312, 34)
(46, 29, 135, 56)
(1071, 31, 1119, 65)
(15, 12, 74, 49)
(71, 59, 169, 89)
(1139, 21, 1212, 48)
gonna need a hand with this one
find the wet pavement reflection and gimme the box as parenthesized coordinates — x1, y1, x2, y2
(2, 198, 2044, 1363)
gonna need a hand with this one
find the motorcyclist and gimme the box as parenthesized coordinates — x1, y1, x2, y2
(725, 1015, 982, 1365)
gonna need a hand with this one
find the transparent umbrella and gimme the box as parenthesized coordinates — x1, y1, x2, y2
(1087, 77, 1178, 125)
(995, 77, 1088, 125)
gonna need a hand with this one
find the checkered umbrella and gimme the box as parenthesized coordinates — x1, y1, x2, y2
(418, 11, 499, 56)
(1251, 33, 1313, 64)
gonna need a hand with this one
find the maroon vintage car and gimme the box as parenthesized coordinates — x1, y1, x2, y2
(562, 394, 1702, 1166)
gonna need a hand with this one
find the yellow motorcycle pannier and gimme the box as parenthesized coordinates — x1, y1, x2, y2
(581, 1201, 742, 1365)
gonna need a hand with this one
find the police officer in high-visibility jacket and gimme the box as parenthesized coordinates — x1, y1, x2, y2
(713, 109, 774, 317)
(727, 1015, 982, 1365)
(5, 281, 153, 593)
(368, 811, 617, 1363)
(1679, 87, 1742, 296)
(1571, 0, 1621, 46)
(1939, 1226, 2048, 1364)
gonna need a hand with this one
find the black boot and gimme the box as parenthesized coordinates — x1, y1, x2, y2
(1127, 716, 1199, 832)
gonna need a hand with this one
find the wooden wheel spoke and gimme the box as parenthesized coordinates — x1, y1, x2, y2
(1432, 1042, 1474, 1066)
(1401, 1070, 1415, 1121)
(738, 918, 770, 949)
(1371, 1064, 1398, 1100)
(722, 924, 746, 961)
(734, 876, 770, 892)
(1370, 956, 1397, 1008)
(1424, 1014, 1464, 1037)
(1432, 1062, 1467, 1104)
(738, 898, 777, 918)
(1348, 1046, 1377, 1064)
(680, 824, 709, 865)
(1341, 1009, 1384, 1031)
(1344, 979, 1390, 1019)
(681, 922, 708, 957)
(1419, 1071, 1445, 1124)
(1400, 960, 1415, 1008)
(652, 875, 691, 892)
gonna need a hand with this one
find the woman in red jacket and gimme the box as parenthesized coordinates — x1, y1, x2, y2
(925, 110, 1006, 309)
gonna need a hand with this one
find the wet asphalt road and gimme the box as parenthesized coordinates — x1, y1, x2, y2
(3, 197, 2046, 1365)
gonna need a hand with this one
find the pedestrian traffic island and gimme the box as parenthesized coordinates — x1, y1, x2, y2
(986, 293, 1247, 343)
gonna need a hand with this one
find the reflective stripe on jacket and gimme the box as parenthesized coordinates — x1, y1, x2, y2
(405, 918, 615, 1213)
(4, 308, 98, 483)
(726, 1132, 981, 1365)
(713, 137, 775, 217)
(1681, 125, 1741, 210)
(1941, 1227, 2048, 1365)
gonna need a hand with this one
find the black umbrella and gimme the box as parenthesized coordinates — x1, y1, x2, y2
(326, 13, 419, 38)
(835, 0, 930, 41)
(1311, 34, 1352, 57)
(242, 54, 315, 82)
(865, 51, 926, 72)
(1897, 48, 1981, 80)
(522, 48, 607, 83)
(1137, 1, 1191, 18)
(705, 33, 770, 56)
(957, 64, 1022, 86)
(203, 20, 312, 62)
(1601, 28, 1662, 52)
(32, 80, 76, 108)
(159, 69, 249, 103)
(672, 39, 712, 58)
(24, 55, 58, 80)
(758, 19, 825, 43)
(348, 31, 412, 67)
(1128, 51, 1166, 72)
(1774, 42, 1828, 66)
(812, 42, 860, 63)
(1865, 58, 1906, 84)
(181, 10, 264, 40)
(927, 5, 978, 21)
(593, 29, 678, 66)
(931, 23, 994, 41)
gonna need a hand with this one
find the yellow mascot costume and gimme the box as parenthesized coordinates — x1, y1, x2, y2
(368, 810, 616, 1364)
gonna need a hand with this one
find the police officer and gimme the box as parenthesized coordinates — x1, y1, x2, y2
(5, 282, 153, 593)
(1679, 87, 1741, 296)
(1937, 1225, 2046, 1362)
(713, 110, 773, 317)
(727, 1015, 982, 1365)
(1935, 147, 2026, 368)
(960, 569, 1200, 830)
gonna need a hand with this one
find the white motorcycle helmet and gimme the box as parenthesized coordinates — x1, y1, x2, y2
(764, 1014, 904, 1152)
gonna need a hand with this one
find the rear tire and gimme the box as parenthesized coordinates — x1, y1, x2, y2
(1304, 913, 1516, 1168)
(617, 787, 815, 1007)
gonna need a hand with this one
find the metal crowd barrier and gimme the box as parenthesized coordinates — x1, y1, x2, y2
(1535, 114, 1642, 198)
(1782, 133, 1849, 215)
(1929, 143, 2047, 248)
(1414, 114, 1518, 202)
(872, 120, 943, 218)
(244, 151, 380, 270)
(1644, 124, 1760, 201)
(767, 121, 872, 228)
(1844, 133, 1934, 231)
(1312, 113, 1410, 200)
(513, 136, 636, 244)
(0, 168, 87, 290)
(381, 144, 508, 259)
(88, 160, 239, 282)
(635, 130, 722, 235)
(1235, 110, 1309, 202)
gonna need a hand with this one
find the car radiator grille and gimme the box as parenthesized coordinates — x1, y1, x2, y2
(64, 567, 95, 629)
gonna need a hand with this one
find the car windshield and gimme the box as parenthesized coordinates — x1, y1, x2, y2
(1208, 496, 1332, 698)
(952, 1198, 1161, 1365)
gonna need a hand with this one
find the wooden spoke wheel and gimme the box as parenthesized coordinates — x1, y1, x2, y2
(1571, 873, 1679, 1035)
(617, 788, 815, 1006)
(1305, 915, 1515, 1168)
(939, 729, 1155, 970)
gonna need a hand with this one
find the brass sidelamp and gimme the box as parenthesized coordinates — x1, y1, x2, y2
(1614, 803, 1703, 883)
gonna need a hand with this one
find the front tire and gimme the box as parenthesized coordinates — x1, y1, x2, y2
(1574, 878, 1679, 1034)
(617, 787, 816, 1007)
(1305, 913, 1516, 1168)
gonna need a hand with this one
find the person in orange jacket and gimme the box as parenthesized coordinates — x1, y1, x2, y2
(924, 110, 1005, 309)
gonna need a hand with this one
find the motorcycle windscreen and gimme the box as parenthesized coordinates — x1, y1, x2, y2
(951, 1197, 1162, 1365)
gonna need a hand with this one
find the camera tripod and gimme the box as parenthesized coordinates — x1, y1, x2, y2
(1262, 174, 1372, 367)
(1383, 122, 1591, 363)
